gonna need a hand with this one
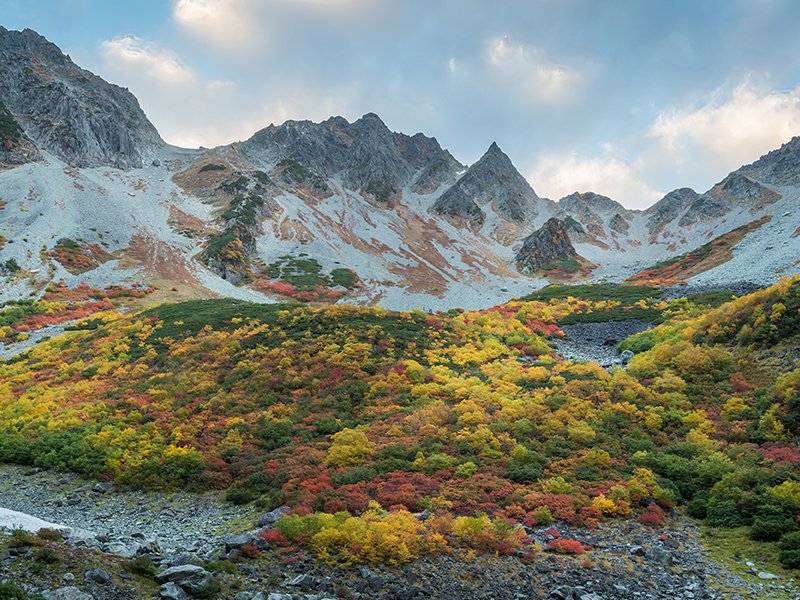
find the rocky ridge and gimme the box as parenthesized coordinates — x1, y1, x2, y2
(0, 27, 163, 168)
(516, 218, 580, 274)
(0, 27, 798, 311)
(432, 141, 543, 224)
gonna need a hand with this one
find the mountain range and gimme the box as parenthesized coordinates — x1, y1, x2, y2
(1, 26, 799, 310)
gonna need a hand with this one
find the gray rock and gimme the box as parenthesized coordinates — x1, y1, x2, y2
(169, 552, 202, 567)
(43, 588, 94, 600)
(159, 582, 189, 600)
(92, 482, 114, 494)
(0, 27, 164, 168)
(224, 532, 257, 552)
(102, 540, 137, 558)
(258, 506, 290, 527)
(286, 573, 317, 588)
(433, 142, 540, 224)
(645, 546, 673, 566)
(757, 571, 780, 580)
(155, 565, 213, 592)
(83, 569, 111, 584)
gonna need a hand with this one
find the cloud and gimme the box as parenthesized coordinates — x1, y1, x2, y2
(101, 36, 195, 85)
(99, 36, 243, 147)
(172, 0, 364, 52)
(529, 153, 662, 208)
(172, 0, 263, 52)
(529, 81, 800, 209)
(646, 81, 800, 176)
(486, 36, 583, 105)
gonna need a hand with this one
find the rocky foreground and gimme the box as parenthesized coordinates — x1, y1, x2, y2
(1, 465, 798, 600)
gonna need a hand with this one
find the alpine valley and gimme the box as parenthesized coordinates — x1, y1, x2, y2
(0, 26, 799, 600)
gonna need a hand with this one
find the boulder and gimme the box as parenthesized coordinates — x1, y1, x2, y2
(286, 573, 317, 588)
(43, 588, 94, 600)
(159, 582, 189, 600)
(155, 565, 213, 592)
(102, 540, 137, 558)
(169, 552, 203, 567)
(83, 569, 111, 584)
(258, 506, 290, 527)
(224, 532, 257, 552)
(645, 546, 673, 566)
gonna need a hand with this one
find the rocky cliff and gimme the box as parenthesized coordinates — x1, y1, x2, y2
(432, 142, 543, 224)
(242, 112, 463, 203)
(515, 217, 580, 274)
(0, 27, 163, 168)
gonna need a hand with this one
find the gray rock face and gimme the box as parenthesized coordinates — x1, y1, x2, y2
(0, 27, 163, 168)
(681, 173, 780, 226)
(515, 217, 578, 274)
(608, 212, 629, 235)
(739, 135, 800, 186)
(644, 188, 699, 237)
(243, 113, 462, 202)
(433, 142, 541, 224)
(0, 97, 41, 165)
(155, 565, 213, 592)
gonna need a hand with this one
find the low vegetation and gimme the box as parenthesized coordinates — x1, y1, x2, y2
(251, 255, 360, 301)
(0, 277, 797, 569)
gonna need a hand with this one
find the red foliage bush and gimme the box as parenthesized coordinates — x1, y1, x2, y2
(639, 504, 666, 527)
(547, 539, 586, 554)
(239, 543, 260, 558)
(259, 529, 289, 546)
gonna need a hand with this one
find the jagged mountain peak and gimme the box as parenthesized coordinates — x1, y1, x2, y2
(558, 191, 626, 213)
(431, 142, 540, 225)
(0, 27, 163, 168)
(738, 135, 800, 187)
(242, 112, 462, 200)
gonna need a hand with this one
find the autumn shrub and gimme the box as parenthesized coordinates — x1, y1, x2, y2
(639, 504, 667, 527)
(547, 539, 586, 554)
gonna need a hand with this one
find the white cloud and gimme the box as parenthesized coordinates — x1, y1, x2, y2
(172, 0, 263, 52)
(646, 81, 800, 175)
(529, 153, 662, 208)
(97, 34, 365, 148)
(101, 36, 195, 85)
(530, 81, 800, 209)
(172, 0, 363, 52)
(99, 36, 242, 147)
(487, 36, 582, 104)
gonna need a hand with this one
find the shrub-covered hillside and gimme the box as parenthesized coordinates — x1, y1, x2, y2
(0, 279, 798, 566)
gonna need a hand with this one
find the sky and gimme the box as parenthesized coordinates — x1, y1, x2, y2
(3, 0, 800, 209)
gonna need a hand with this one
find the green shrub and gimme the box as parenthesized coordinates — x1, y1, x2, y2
(705, 499, 743, 527)
(125, 556, 158, 577)
(0, 582, 31, 600)
(750, 505, 797, 541)
(779, 531, 800, 569)
(199, 163, 226, 173)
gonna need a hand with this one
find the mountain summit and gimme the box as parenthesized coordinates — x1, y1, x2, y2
(432, 142, 542, 224)
(0, 27, 163, 168)
(0, 27, 798, 309)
